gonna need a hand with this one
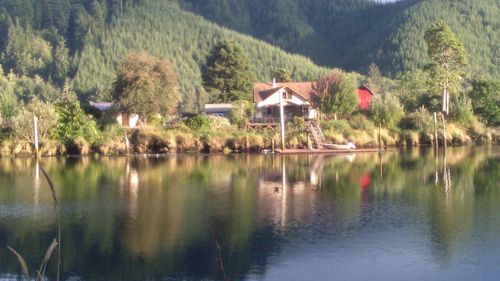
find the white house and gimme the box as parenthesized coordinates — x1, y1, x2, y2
(253, 81, 317, 122)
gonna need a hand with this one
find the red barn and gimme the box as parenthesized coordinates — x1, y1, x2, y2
(357, 86, 374, 110)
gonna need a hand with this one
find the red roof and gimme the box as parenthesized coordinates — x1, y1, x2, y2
(253, 82, 317, 103)
(253, 82, 374, 110)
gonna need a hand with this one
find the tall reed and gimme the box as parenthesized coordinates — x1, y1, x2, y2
(6, 163, 61, 281)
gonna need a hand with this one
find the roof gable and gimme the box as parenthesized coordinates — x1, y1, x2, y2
(358, 85, 374, 95)
(253, 82, 316, 103)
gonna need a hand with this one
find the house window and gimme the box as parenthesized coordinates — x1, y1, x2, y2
(282, 92, 287, 100)
(266, 107, 272, 115)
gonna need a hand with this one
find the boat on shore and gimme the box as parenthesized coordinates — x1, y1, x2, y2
(322, 142, 356, 150)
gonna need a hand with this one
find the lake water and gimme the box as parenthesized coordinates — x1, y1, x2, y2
(0, 147, 499, 281)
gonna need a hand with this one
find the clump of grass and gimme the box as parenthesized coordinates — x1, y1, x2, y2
(447, 124, 471, 145)
(97, 139, 127, 155)
(0, 139, 13, 157)
(323, 130, 345, 144)
(201, 133, 226, 153)
(489, 128, 500, 144)
(400, 130, 420, 147)
(66, 137, 90, 155)
(347, 130, 376, 147)
(242, 133, 264, 151)
(175, 132, 203, 152)
(40, 140, 66, 156)
(11, 141, 33, 156)
(330, 119, 351, 136)
(349, 114, 376, 131)
(419, 132, 434, 145)
(379, 128, 396, 147)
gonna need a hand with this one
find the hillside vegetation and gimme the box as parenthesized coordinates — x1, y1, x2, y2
(0, 0, 330, 111)
(180, 0, 499, 77)
(72, 0, 330, 111)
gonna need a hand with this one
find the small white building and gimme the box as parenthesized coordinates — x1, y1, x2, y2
(204, 103, 233, 118)
(90, 102, 140, 128)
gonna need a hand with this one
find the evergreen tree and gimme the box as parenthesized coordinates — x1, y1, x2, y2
(67, 5, 92, 50)
(0, 66, 18, 119)
(203, 40, 255, 102)
(367, 63, 382, 95)
(3, 21, 31, 74)
(0, 10, 12, 51)
(424, 20, 468, 115)
(51, 38, 70, 86)
(54, 97, 99, 144)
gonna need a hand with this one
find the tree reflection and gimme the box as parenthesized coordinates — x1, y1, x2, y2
(427, 147, 489, 264)
(0, 147, 499, 280)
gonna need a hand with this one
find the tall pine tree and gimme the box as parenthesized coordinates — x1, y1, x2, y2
(203, 40, 255, 102)
(424, 20, 468, 115)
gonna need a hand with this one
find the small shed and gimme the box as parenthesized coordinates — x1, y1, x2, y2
(204, 103, 233, 118)
(357, 86, 374, 110)
(90, 102, 139, 128)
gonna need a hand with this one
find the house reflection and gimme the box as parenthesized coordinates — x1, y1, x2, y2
(120, 160, 140, 219)
(255, 155, 359, 230)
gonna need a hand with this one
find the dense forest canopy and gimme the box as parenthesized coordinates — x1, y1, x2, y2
(0, 0, 329, 111)
(179, 0, 499, 77)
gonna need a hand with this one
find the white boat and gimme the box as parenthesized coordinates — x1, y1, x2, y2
(323, 142, 356, 150)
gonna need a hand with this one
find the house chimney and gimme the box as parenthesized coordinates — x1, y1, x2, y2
(272, 77, 276, 88)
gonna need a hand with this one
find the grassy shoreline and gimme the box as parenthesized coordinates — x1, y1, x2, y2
(1, 124, 499, 157)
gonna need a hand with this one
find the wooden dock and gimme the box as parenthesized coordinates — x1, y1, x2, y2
(274, 148, 383, 155)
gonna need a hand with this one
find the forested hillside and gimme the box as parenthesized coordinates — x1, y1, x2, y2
(179, 0, 499, 77)
(0, 0, 330, 111)
(72, 0, 330, 111)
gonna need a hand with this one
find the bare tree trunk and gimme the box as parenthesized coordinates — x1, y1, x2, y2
(441, 113, 447, 151)
(442, 85, 449, 115)
(441, 79, 449, 150)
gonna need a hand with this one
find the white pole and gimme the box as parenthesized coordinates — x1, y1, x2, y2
(279, 90, 285, 150)
(33, 115, 39, 157)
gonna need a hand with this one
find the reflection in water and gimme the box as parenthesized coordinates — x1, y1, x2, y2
(121, 160, 140, 219)
(309, 155, 325, 187)
(0, 147, 499, 281)
(281, 158, 287, 229)
(34, 160, 40, 213)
